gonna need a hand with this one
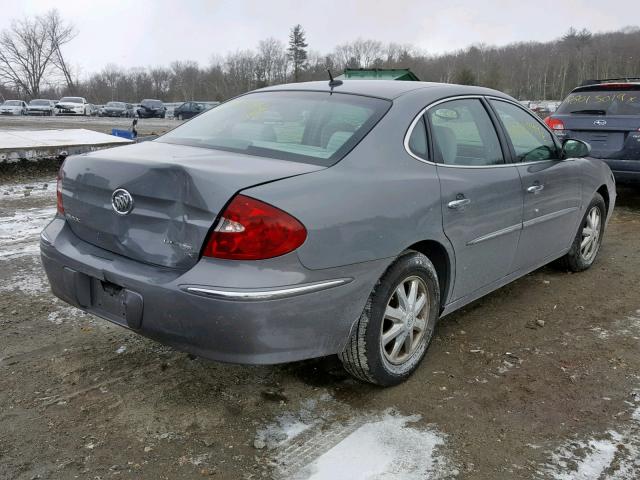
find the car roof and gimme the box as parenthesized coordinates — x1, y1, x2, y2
(256, 80, 510, 101)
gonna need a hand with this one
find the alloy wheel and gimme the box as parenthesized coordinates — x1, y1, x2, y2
(580, 206, 601, 262)
(380, 276, 429, 366)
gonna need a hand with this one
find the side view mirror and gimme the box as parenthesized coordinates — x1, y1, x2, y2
(562, 139, 591, 158)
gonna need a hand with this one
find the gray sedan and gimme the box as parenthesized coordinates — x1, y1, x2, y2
(41, 80, 616, 385)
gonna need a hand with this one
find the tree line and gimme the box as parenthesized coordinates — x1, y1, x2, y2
(0, 10, 638, 104)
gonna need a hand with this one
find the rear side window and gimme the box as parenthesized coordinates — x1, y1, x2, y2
(159, 91, 391, 165)
(407, 116, 428, 160)
(556, 89, 640, 116)
(427, 98, 503, 166)
(491, 100, 559, 162)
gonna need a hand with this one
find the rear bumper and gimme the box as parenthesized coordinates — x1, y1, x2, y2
(601, 159, 640, 183)
(40, 218, 387, 364)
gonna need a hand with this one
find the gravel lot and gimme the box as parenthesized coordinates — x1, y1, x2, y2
(1, 163, 639, 479)
(0, 115, 180, 136)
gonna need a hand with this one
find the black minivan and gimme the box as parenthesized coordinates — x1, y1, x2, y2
(545, 78, 640, 183)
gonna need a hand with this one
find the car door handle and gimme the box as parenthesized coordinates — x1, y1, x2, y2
(447, 198, 471, 209)
(526, 184, 544, 194)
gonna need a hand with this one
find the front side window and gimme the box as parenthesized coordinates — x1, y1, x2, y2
(427, 98, 503, 166)
(491, 100, 558, 162)
(159, 91, 391, 165)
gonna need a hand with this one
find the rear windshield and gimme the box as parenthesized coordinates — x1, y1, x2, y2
(158, 91, 391, 165)
(556, 89, 640, 116)
(142, 100, 163, 107)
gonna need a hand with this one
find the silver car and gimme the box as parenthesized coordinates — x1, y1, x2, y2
(0, 99, 27, 115)
(41, 80, 616, 385)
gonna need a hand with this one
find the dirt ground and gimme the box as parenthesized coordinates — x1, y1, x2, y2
(1, 163, 639, 479)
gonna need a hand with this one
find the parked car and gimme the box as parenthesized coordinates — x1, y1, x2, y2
(137, 99, 166, 118)
(174, 101, 220, 120)
(27, 99, 57, 116)
(42, 80, 616, 386)
(56, 97, 90, 116)
(101, 101, 134, 118)
(0, 100, 27, 115)
(545, 78, 640, 183)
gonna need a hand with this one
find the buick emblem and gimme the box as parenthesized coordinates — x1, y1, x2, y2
(593, 119, 607, 126)
(111, 188, 134, 215)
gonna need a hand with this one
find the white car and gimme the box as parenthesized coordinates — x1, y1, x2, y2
(56, 97, 90, 116)
(0, 100, 28, 115)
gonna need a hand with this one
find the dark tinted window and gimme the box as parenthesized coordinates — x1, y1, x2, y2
(60, 97, 83, 103)
(159, 91, 391, 165)
(491, 100, 558, 162)
(427, 99, 503, 166)
(141, 99, 163, 107)
(407, 116, 428, 160)
(556, 89, 640, 116)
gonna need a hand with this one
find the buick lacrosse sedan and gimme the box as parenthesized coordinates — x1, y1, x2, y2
(41, 80, 615, 385)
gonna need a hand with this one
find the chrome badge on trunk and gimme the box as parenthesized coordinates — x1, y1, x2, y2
(111, 188, 134, 215)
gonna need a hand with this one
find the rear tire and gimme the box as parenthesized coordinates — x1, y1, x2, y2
(557, 193, 606, 272)
(339, 251, 440, 386)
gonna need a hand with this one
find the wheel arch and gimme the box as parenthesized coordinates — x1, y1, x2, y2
(596, 184, 610, 214)
(405, 239, 453, 309)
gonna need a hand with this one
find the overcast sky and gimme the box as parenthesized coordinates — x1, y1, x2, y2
(1, 0, 637, 77)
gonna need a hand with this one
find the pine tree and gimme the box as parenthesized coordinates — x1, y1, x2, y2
(287, 24, 308, 82)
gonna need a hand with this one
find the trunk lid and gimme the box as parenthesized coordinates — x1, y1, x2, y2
(60, 141, 324, 269)
(553, 86, 640, 159)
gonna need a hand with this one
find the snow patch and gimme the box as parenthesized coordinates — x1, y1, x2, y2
(0, 267, 47, 295)
(47, 306, 88, 325)
(259, 394, 456, 480)
(540, 380, 640, 479)
(291, 412, 453, 480)
(545, 433, 622, 480)
(0, 179, 55, 199)
(0, 207, 55, 260)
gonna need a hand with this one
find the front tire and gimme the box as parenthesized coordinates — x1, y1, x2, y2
(339, 251, 440, 386)
(557, 193, 606, 272)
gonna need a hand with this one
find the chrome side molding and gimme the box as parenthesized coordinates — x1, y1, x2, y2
(183, 278, 353, 301)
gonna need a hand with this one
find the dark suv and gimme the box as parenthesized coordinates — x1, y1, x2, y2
(137, 99, 166, 118)
(545, 78, 640, 183)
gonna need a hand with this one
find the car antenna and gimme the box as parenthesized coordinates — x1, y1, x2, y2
(327, 69, 343, 89)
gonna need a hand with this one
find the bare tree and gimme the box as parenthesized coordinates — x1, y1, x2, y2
(149, 67, 171, 98)
(170, 60, 200, 100)
(0, 9, 75, 97)
(46, 10, 77, 91)
(256, 38, 287, 86)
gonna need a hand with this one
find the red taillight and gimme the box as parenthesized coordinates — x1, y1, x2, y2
(56, 173, 64, 215)
(203, 195, 307, 260)
(544, 116, 565, 131)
